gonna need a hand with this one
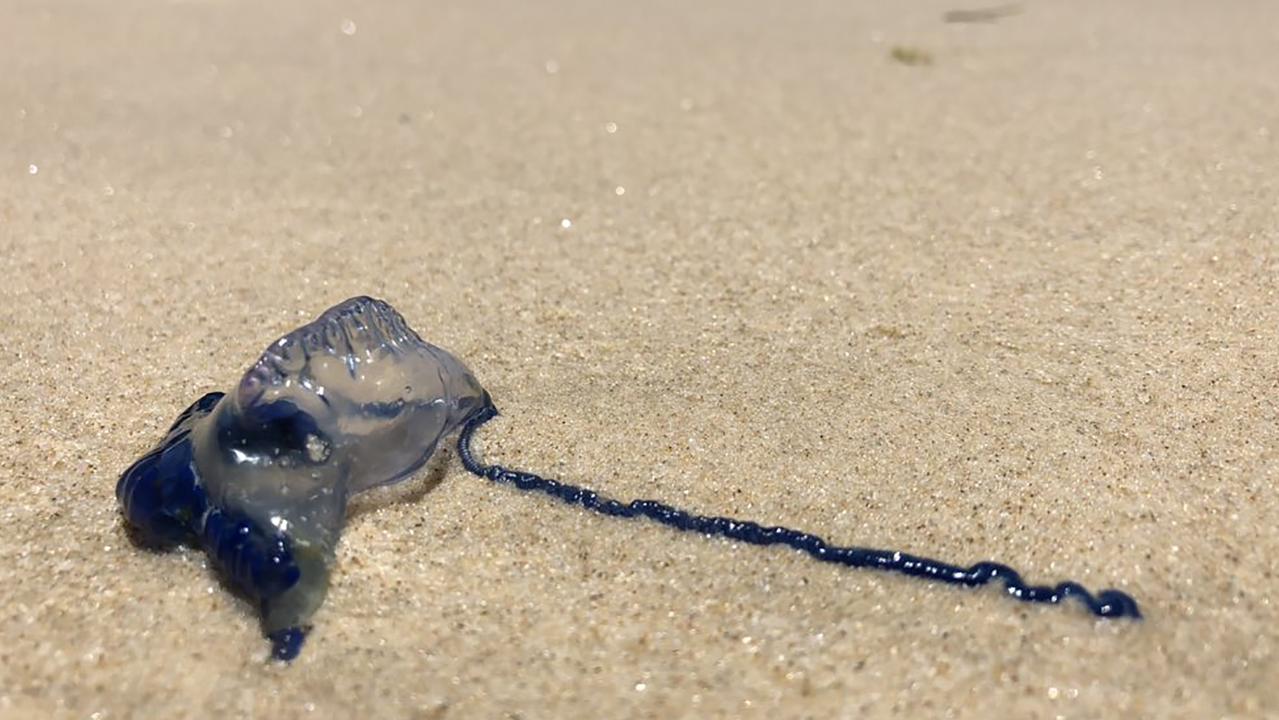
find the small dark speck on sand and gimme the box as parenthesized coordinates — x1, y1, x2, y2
(944, 4, 1022, 24)
(890, 46, 934, 66)
(868, 324, 908, 340)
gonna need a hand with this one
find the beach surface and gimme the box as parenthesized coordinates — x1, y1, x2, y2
(2, 0, 1277, 717)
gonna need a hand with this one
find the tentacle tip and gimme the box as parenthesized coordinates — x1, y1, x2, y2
(1095, 589, 1142, 620)
(267, 626, 309, 662)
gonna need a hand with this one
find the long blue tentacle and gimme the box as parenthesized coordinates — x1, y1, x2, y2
(455, 404, 1141, 619)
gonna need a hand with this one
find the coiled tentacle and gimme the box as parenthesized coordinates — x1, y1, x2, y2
(456, 404, 1142, 620)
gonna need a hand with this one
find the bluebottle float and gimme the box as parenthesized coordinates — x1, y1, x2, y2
(117, 297, 489, 659)
(117, 296, 1140, 661)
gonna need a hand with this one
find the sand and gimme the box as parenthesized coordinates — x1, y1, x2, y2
(2, 0, 1277, 717)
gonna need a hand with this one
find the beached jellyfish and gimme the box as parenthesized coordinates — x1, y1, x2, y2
(117, 296, 1140, 662)
(117, 296, 489, 660)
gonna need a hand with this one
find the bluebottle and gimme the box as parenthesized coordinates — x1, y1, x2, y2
(117, 296, 1140, 662)
(117, 297, 489, 660)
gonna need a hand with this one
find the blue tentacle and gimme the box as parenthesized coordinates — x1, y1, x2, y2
(456, 404, 1141, 620)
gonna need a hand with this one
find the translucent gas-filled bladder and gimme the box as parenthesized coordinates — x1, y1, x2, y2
(117, 296, 489, 660)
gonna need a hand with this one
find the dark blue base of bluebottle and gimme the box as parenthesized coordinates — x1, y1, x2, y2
(116, 392, 310, 661)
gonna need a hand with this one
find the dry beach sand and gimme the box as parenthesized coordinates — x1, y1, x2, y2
(2, 0, 1277, 717)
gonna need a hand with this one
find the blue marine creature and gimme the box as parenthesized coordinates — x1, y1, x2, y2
(118, 296, 1140, 662)
(117, 297, 489, 660)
